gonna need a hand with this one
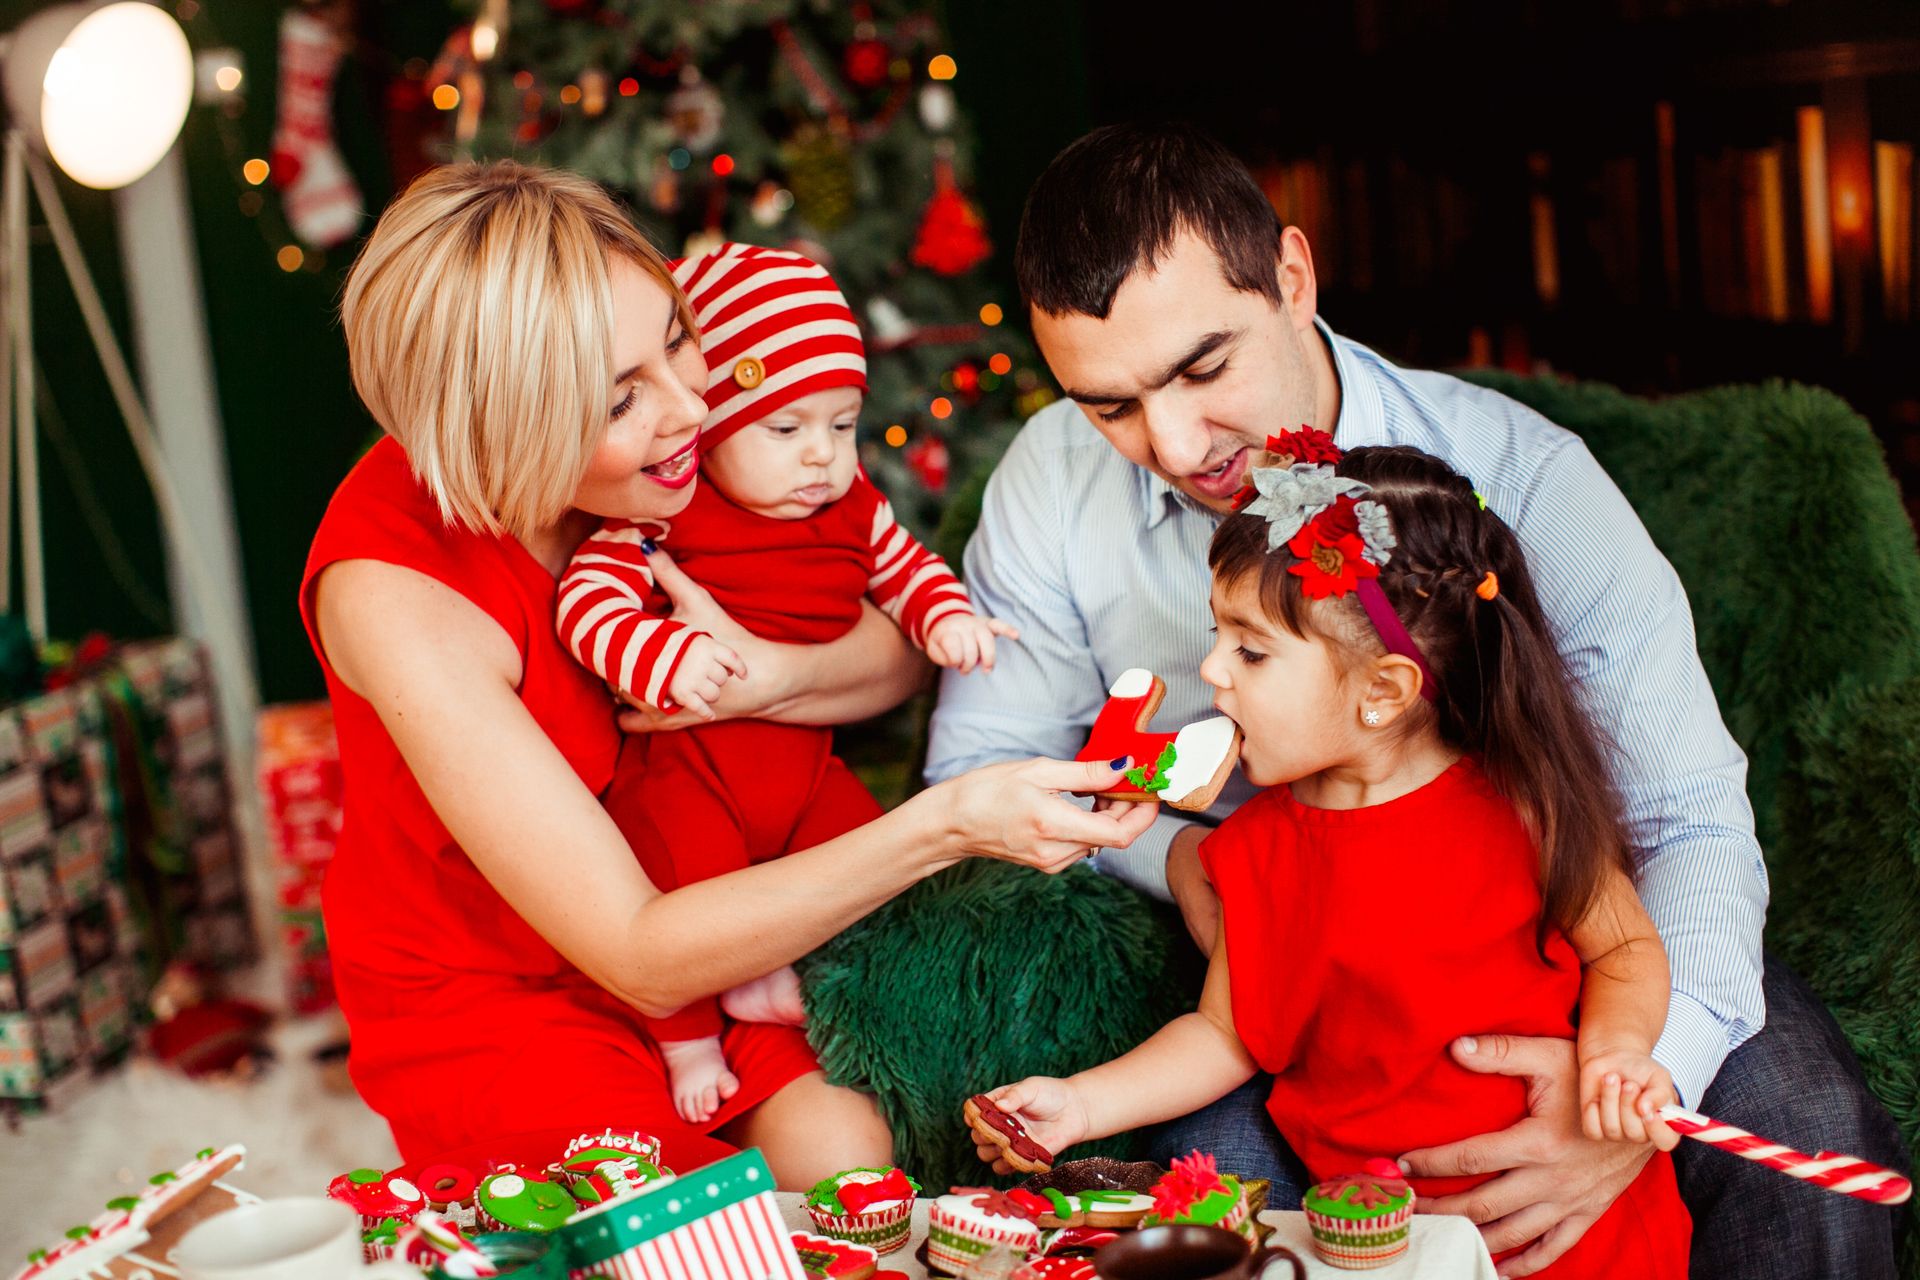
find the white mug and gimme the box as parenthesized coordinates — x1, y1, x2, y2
(170, 1197, 422, 1280)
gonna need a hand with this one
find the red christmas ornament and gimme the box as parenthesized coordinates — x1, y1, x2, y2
(911, 167, 992, 277)
(904, 436, 950, 493)
(844, 38, 889, 89)
(951, 361, 980, 399)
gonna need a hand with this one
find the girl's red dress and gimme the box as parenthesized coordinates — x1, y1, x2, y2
(300, 437, 818, 1162)
(1199, 757, 1691, 1278)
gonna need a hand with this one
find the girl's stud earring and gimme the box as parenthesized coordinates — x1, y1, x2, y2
(1363, 710, 1382, 727)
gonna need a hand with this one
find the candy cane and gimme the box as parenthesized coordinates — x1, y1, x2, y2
(1658, 1105, 1912, 1205)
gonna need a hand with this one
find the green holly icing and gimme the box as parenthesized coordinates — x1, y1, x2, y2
(1124, 743, 1178, 792)
(348, 1168, 384, 1185)
(27, 1250, 47, 1264)
(1042, 1188, 1073, 1218)
(64, 1227, 90, 1240)
(1303, 1176, 1413, 1221)
(106, 1197, 139, 1212)
(363, 1217, 402, 1245)
(196, 1147, 214, 1160)
(1145, 1175, 1244, 1228)
(148, 1172, 178, 1186)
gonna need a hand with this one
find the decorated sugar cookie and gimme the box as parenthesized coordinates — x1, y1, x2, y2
(965, 1093, 1055, 1173)
(1072, 669, 1241, 812)
(11, 1145, 257, 1280)
(927, 1188, 1046, 1276)
(802, 1167, 918, 1255)
(474, 1171, 576, 1233)
(790, 1231, 879, 1280)
(1030, 1187, 1155, 1230)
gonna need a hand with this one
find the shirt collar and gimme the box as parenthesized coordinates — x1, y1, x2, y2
(1141, 317, 1378, 528)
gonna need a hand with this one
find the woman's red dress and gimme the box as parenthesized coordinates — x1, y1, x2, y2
(300, 438, 818, 1163)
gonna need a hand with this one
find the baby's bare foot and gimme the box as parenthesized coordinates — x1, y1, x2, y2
(720, 965, 807, 1027)
(658, 1035, 740, 1124)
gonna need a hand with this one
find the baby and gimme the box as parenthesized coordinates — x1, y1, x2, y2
(559, 242, 1014, 1123)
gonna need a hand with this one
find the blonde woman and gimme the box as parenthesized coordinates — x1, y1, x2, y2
(303, 162, 1154, 1183)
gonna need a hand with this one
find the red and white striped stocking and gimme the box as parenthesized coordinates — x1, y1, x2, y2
(271, 6, 362, 248)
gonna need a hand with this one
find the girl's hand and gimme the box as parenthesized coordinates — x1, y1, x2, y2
(932, 756, 1158, 874)
(972, 1077, 1091, 1174)
(1579, 1049, 1681, 1151)
(925, 614, 1022, 675)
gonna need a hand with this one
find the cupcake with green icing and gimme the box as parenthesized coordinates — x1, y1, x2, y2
(803, 1166, 919, 1254)
(475, 1171, 577, 1233)
(1302, 1159, 1415, 1270)
(1137, 1152, 1254, 1240)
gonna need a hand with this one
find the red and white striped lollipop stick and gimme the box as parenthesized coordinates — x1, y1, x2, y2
(1658, 1105, 1912, 1206)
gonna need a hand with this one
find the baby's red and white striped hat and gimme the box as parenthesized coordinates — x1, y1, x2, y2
(670, 242, 868, 450)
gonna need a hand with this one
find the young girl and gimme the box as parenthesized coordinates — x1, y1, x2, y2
(976, 435, 1690, 1277)
(559, 242, 1014, 1125)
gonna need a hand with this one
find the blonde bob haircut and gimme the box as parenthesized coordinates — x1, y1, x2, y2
(341, 161, 695, 541)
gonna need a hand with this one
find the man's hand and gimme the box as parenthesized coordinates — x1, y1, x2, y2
(1398, 1034, 1652, 1278)
(1166, 824, 1219, 953)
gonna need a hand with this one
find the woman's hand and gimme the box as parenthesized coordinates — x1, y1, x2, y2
(972, 1077, 1091, 1175)
(931, 757, 1158, 873)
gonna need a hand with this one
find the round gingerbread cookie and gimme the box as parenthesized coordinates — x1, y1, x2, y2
(475, 1171, 576, 1233)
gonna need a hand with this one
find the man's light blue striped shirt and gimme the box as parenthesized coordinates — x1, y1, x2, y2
(925, 320, 1767, 1108)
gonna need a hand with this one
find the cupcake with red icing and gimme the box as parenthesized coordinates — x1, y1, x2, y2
(327, 1167, 426, 1234)
(803, 1166, 920, 1254)
(1137, 1152, 1253, 1240)
(1302, 1159, 1415, 1270)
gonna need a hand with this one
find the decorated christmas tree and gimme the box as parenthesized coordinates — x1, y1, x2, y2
(438, 0, 1052, 538)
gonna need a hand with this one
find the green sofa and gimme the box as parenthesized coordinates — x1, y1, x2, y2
(801, 376, 1920, 1263)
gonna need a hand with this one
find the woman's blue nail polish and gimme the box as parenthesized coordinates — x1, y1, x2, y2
(1110, 756, 1130, 770)
(640, 538, 658, 555)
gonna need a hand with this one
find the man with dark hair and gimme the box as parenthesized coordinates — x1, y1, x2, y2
(926, 122, 1905, 1278)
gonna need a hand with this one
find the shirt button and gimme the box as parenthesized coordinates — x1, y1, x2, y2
(732, 356, 766, 389)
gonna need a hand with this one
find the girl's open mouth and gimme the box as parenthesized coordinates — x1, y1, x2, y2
(641, 437, 698, 488)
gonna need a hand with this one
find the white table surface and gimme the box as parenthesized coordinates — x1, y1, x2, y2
(773, 1193, 1496, 1279)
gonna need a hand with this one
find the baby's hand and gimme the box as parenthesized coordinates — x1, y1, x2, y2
(970, 1077, 1089, 1174)
(926, 614, 1021, 675)
(663, 634, 748, 720)
(1580, 1048, 1681, 1151)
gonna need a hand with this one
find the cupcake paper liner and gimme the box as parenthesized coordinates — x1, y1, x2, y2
(804, 1201, 913, 1255)
(1305, 1202, 1414, 1271)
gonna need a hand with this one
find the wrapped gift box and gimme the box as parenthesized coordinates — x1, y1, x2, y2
(257, 702, 341, 1012)
(558, 1148, 804, 1280)
(0, 1001, 87, 1111)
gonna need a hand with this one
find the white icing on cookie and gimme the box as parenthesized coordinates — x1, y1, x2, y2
(1108, 668, 1153, 698)
(485, 1174, 525, 1199)
(1078, 1192, 1155, 1213)
(1160, 716, 1239, 801)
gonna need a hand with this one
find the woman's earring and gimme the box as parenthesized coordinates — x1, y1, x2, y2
(1363, 710, 1382, 727)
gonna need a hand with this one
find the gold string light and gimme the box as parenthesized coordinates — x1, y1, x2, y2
(885, 425, 908, 447)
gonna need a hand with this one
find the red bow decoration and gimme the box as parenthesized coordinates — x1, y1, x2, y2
(1151, 1151, 1227, 1220)
(837, 1169, 915, 1214)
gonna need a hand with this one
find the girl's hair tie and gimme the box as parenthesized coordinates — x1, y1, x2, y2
(1476, 571, 1500, 601)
